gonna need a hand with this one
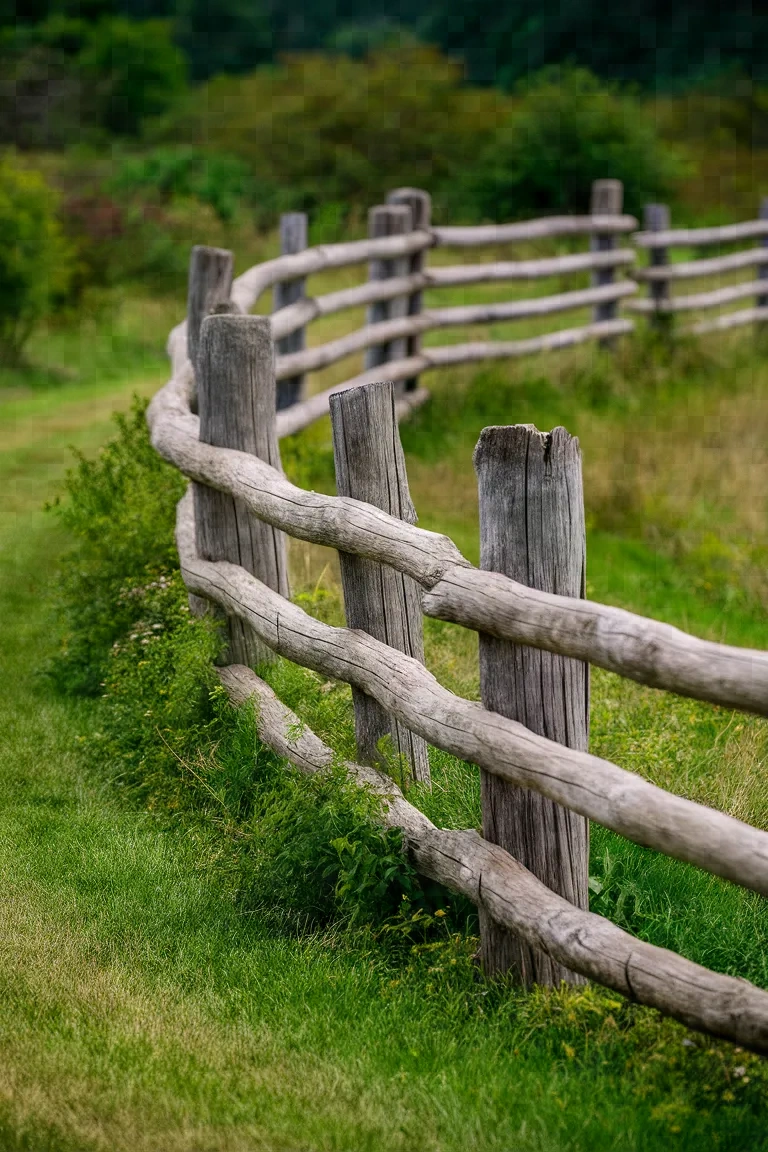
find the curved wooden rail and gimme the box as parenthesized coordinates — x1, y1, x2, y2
(688, 305, 768, 335)
(634, 219, 768, 248)
(220, 662, 768, 1054)
(147, 374, 768, 718)
(174, 490, 768, 898)
(635, 248, 768, 282)
(628, 279, 764, 314)
(433, 215, 637, 246)
(275, 282, 638, 380)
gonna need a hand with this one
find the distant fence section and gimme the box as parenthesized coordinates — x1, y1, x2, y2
(629, 196, 768, 334)
(152, 181, 768, 1055)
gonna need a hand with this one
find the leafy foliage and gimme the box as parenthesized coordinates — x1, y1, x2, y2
(0, 153, 73, 362)
(452, 68, 687, 220)
(108, 146, 252, 221)
(47, 398, 187, 693)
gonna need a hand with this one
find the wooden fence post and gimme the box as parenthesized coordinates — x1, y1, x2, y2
(195, 314, 290, 666)
(187, 245, 234, 413)
(474, 424, 589, 985)
(364, 204, 413, 377)
(273, 212, 308, 410)
(758, 197, 768, 329)
(330, 381, 431, 786)
(643, 203, 672, 332)
(590, 180, 623, 344)
(386, 187, 432, 391)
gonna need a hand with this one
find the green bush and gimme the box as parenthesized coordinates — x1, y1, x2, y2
(453, 68, 688, 220)
(109, 146, 252, 222)
(0, 153, 73, 363)
(47, 398, 187, 694)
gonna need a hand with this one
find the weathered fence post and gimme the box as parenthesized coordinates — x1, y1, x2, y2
(758, 197, 768, 329)
(195, 314, 290, 666)
(474, 424, 589, 985)
(590, 180, 623, 344)
(187, 245, 234, 413)
(643, 203, 672, 332)
(330, 381, 431, 786)
(273, 212, 308, 410)
(387, 187, 432, 391)
(364, 204, 413, 377)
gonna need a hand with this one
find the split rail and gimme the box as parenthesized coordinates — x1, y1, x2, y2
(148, 185, 768, 1055)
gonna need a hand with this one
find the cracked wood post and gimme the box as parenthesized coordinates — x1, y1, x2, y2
(195, 313, 290, 666)
(330, 381, 431, 786)
(475, 424, 589, 985)
(386, 188, 432, 391)
(273, 212, 308, 410)
(364, 204, 413, 381)
(590, 180, 623, 347)
(643, 203, 672, 333)
(186, 245, 234, 414)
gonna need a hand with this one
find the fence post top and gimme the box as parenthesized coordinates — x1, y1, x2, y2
(643, 203, 671, 230)
(369, 203, 413, 226)
(760, 196, 768, 220)
(590, 179, 623, 215)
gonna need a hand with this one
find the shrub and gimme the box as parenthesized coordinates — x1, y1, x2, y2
(108, 146, 252, 222)
(0, 153, 73, 363)
(47, 398, 187, 694)
(453, 67, 688, 220)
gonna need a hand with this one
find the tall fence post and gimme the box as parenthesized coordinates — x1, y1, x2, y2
(195, 314, 290, 667)
(273, 212, 308, 411)
(758, 197, 768, 330)
(386, 187, 432, 391)
(643, 203, 671, 332)
(187, 245, 234, 413)
(330, 381, 431, 786)
(364, 204, 413, 379)
(474, 424, 589, 985)
(590, 179, 623, 344)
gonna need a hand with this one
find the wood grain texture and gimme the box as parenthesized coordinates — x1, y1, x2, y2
(173, 489, 768, 898)
(433, 215, 637, 246)
(195, 314, 289, 666)
(148, 372, 768, 717)
(186, 245, 233, 412)
(331, 382, 430, 784)
(476, 426, 589, 985)
(273, 212, 308, 410)
(364, 205, 412, 372)
(217, 661, 768, 1054)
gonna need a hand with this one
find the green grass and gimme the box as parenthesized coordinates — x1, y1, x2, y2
(1, 321, 767, 1148)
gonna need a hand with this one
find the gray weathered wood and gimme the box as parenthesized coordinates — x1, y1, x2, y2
(476, 425, 589, 985)
(274, 282, 638, 381)
(687, 305, 768, 335)
(173, 489, 768, 898)
(195, 314, 289, 666)
(273, 213, 308, 410)
(635, 246, 768, 281)
(758, 198, 768, 314)
(433, 215, 637, 247)
(590, 181, 624, 342)
(387, 188, 432, 390)
(643, 204, 671, 328)
(330, 382, 431, 784)
(218, 662, 768, 1055)
(364, 205, 413, 373)
(634, 218, 768, 247)
(627, 279, 764, 314)
(149, 374, 768, 717)
(186, 245, 233, 412)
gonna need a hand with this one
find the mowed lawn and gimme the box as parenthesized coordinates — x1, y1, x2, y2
(0, 323, 767, 1149)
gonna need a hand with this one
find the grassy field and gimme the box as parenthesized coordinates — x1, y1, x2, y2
(0, 297, 767, 1149)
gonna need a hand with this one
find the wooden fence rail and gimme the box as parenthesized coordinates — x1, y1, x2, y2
(148, 188, 768, 1052)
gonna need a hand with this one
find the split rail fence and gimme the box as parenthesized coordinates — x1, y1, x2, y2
(148, 180, 768, 1055)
